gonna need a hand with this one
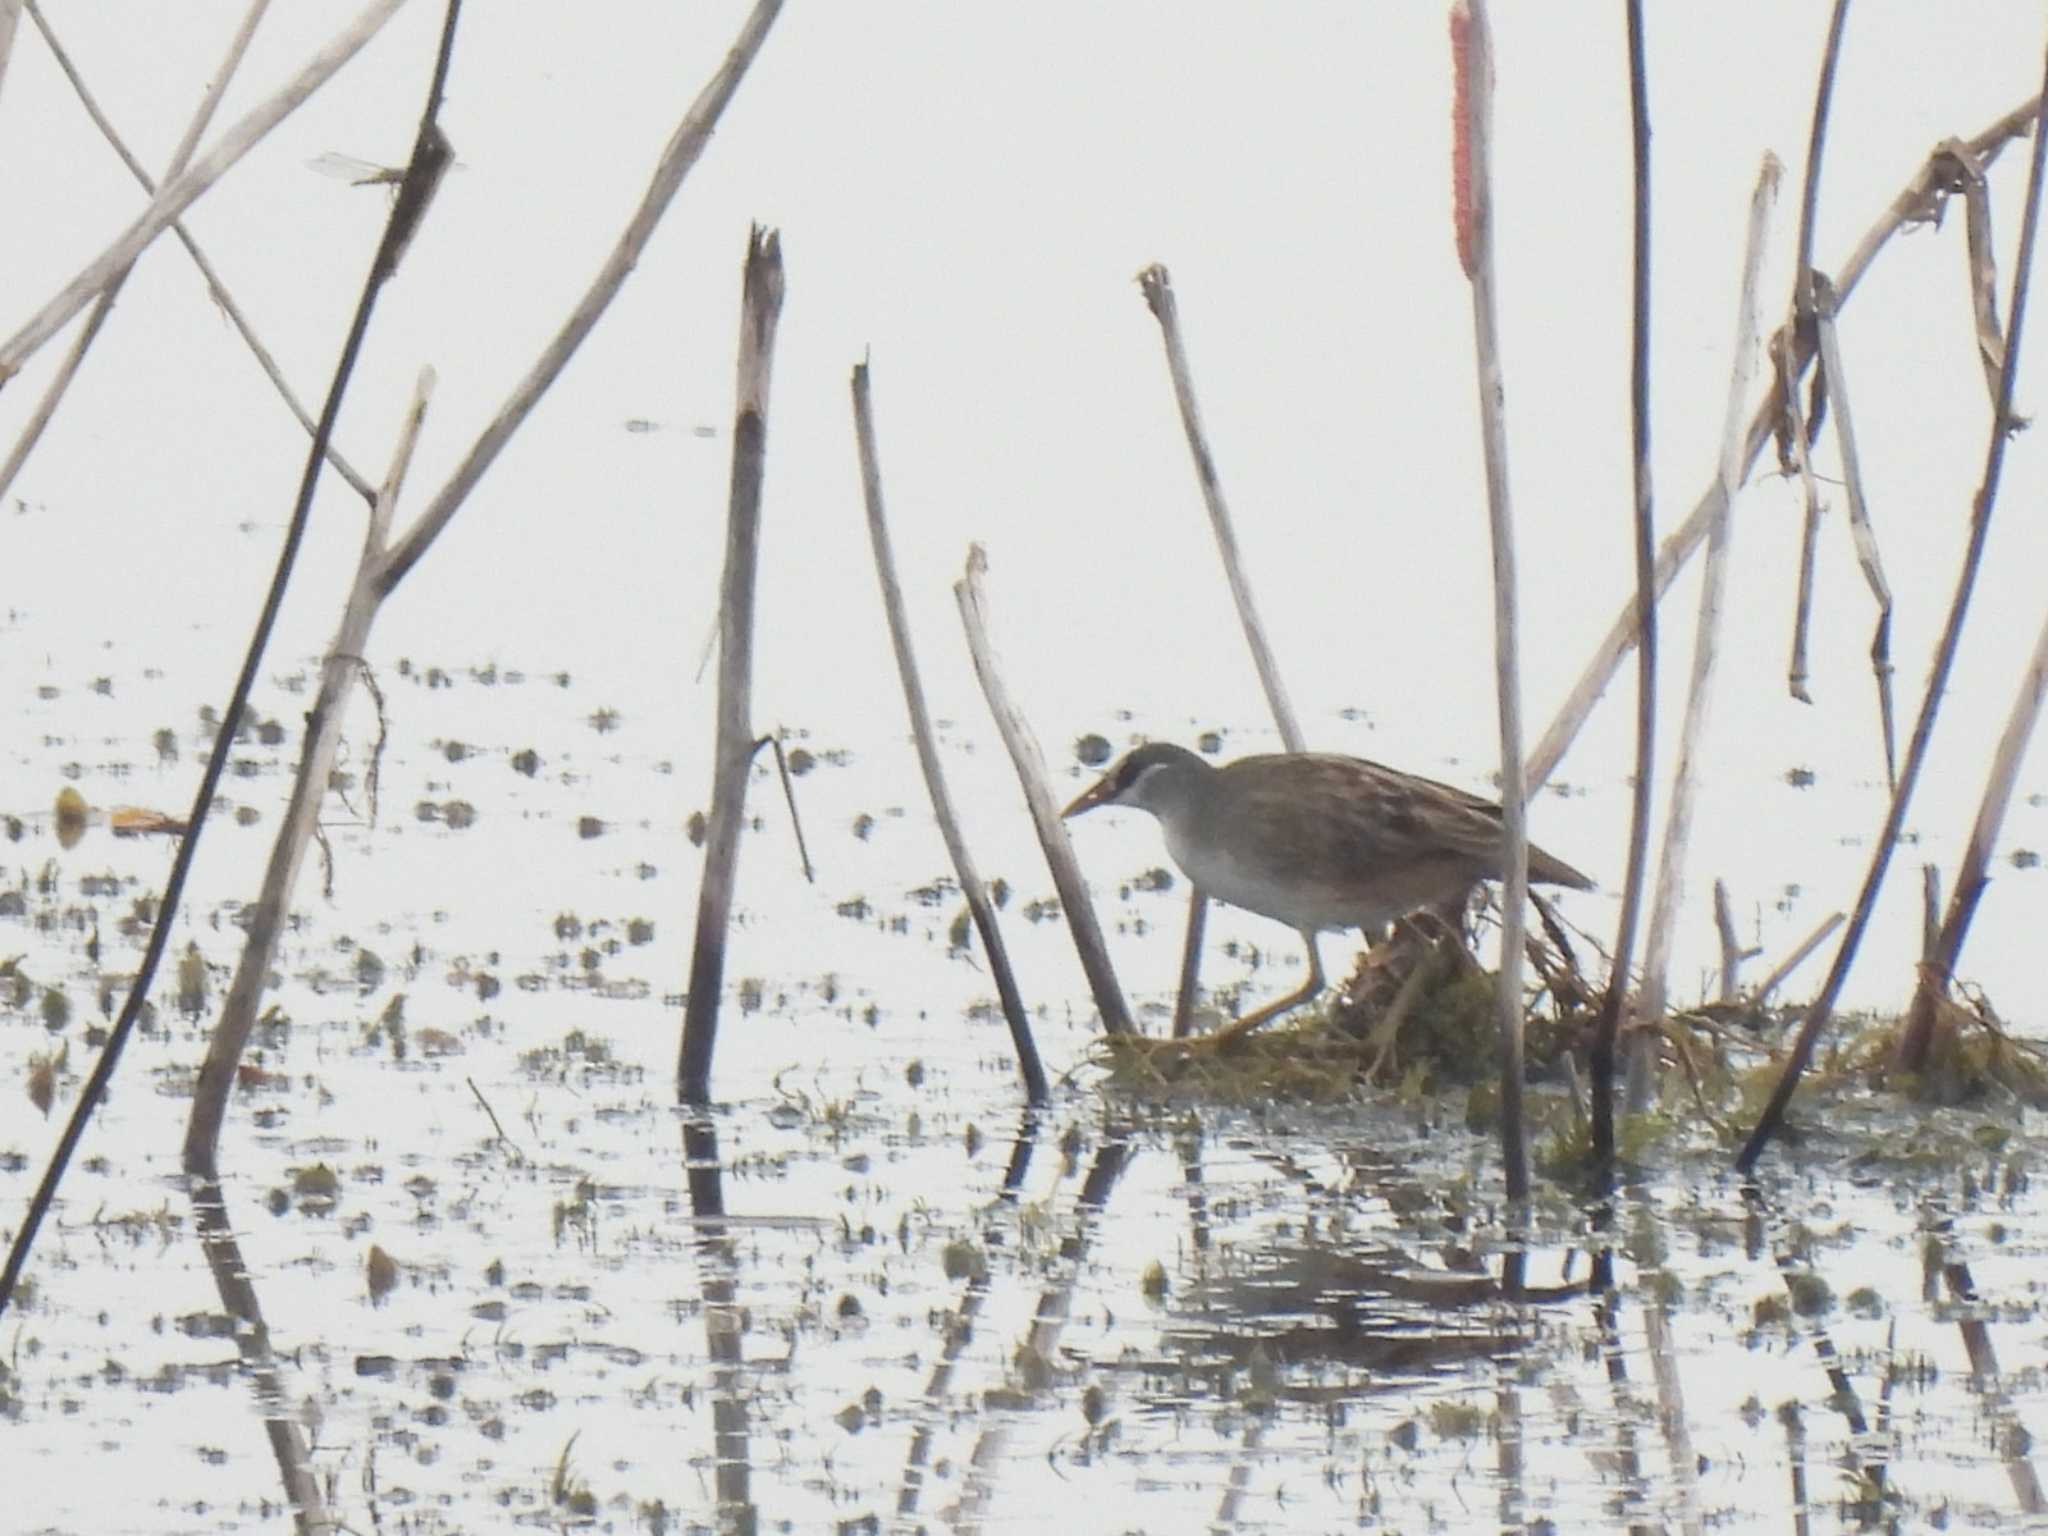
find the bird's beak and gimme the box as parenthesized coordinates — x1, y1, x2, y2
(1061, 772, 1117, 819)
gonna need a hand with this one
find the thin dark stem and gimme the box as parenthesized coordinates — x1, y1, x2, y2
(1794, 0, 1854, 307)
(0, 0, 464, 1317)
(1591, 0, 1656, 1170)
(1782, 5, 1854, 708)
(1739, 42, 2048, 1172)
(755, 734, 815, 883)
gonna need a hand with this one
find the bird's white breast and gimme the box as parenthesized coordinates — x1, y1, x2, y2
(1164, 821, 1381, 933)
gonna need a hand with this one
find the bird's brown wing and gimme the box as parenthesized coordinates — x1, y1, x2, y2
(1218, 754, 1592, 890)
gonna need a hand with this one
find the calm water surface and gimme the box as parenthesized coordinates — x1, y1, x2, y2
(4, 653, 2045, 1535)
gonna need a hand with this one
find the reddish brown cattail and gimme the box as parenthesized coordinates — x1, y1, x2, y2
(1450, 2, 1478, 278)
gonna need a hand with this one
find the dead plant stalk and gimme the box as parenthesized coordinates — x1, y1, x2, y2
(850, 360, 1048, 1104)
(0, 0, 409, 384)
(1452, 0, 1532, 1199)
(184, 370, 436, 1172)
(1738, 44, 2048, 1172)
(1637, 156, 1780, 1066)
(1526, 93, 2043, 795)
(0, 3, 379, 504)
(680, 226, 786, 1106)
(956, 545, 1134, 1035)
(1136, 262, 1306, 1039)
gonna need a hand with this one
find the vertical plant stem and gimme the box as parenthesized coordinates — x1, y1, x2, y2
(1134, 264, 1307, 755)
(1135, 262, 1306, 1036)
(1636, 155, 1779, 1079)
(680, 227, 785, 1106)
(1592, 0, 1658, 1160)
(957, 546, 1134, 1036)
(851, 360, 1048, 1105)
(1794, 0, 1853, 299)
(1781, 0, 1852, 703)
(1739, 47, 2048, 1173)
(1712, 879, 1744, 1002)
(1783, 334, 1825, 704)
(1452, 0, 1530, 1199)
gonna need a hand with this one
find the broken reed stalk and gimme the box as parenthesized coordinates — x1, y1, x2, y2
(1737, 54, 2048, 1174)
(0, 0, 408, 385)
(1590, 0, 1658, 1163)
(1811, 281, 1899, 788)
(1526, 93, 2042, 798)
(1452, 0, 1531, 1200)
(1899, 607, 2048, 1068)
(1792, 0, 1851, 300)
(680, 226, 786, 1107)
(0, 3, 381, 505)
(186, 372, 436, 1173)
(1959, 140, 2013, 409)
(1635, 155, 1780, 1084)
(1134, 264, 1307, 755)
(1753, 910, 1843, 1005)
(1782, 317, 1826, 703)
(1135, 262, 1306, 1039)
(1712, 879, 1744, 1002)
(375, 0, 786, 598)
(0, 20, 459, 1315)
(194, 386, 430, 1155)
(1783, 0, 1851, 710)
(955, 544, 1134, 1036)
(1921, 863, 1942, 962)
(850, 360, 1048, 1105)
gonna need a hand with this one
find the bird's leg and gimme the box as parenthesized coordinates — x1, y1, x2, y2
(1214, 931, 1326, 1046)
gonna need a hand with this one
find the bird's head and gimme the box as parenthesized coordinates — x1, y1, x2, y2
(1062, 741, 1210, 821)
